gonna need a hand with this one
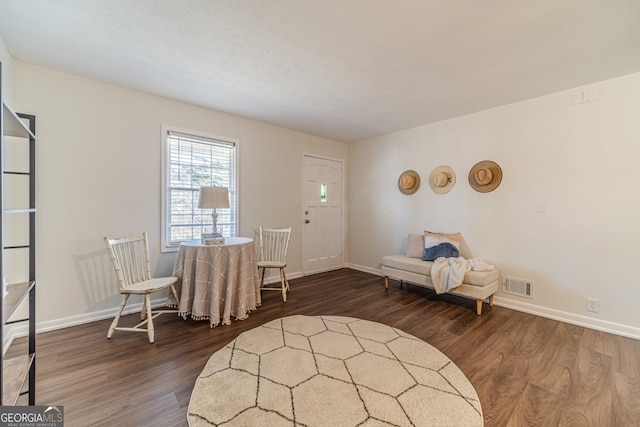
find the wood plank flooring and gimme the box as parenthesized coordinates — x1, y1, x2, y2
(8, 268, 640, 426)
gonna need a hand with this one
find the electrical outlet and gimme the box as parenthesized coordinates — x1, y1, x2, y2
(586, 298, 599, 313)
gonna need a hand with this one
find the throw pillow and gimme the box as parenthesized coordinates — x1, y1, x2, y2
(405, 234, 424, 258)
(422, 231, 462, 261)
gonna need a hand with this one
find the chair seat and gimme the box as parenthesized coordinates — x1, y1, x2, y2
(257, 261, 287, 269)
(121, 277, 178, 294)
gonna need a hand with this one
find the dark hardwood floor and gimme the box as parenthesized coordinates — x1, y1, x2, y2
(8, 268, 640, 426)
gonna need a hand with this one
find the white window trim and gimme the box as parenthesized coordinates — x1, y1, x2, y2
(160, 124, 239, 252)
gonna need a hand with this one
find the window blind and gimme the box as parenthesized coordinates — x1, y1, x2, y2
(166, 130, 236, 244)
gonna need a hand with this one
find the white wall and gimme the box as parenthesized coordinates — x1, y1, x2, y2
(348, 72, 640, 338)
(8, 61, 347, 329)
(0, 38, 15, 103)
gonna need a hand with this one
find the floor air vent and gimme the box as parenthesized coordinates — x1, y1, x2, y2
(503, 276, 534, 298)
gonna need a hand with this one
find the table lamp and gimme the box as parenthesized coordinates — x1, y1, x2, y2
(198, 186, 229, 241)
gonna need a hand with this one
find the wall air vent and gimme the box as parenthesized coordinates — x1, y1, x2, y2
(503, 276, 534, 299)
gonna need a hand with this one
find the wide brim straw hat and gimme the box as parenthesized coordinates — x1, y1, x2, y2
(468, 160, 502, 193)
(398, 170, 420, 195)
(429, 165, 456, 194)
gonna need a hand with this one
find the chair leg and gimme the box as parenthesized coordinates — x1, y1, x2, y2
(108, 294, 129, 339)
(280, 268, 287, 302)
(170, 284, 179, 308)
(260, 267, 266, 287)
(282, 269, 290, 292)
(145, 293, 155, 343)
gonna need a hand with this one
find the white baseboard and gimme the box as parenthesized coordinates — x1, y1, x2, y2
(348, 263, 640, 340)
(347, 263, 382, 276)
(492, 296, 640, 340)
(10, 298, 172, 338)
(10, 271, 303, 339)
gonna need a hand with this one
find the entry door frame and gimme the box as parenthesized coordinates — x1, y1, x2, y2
(301, 152, 346, 276)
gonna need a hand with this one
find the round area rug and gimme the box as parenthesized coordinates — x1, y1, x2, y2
(188, 315, 483, 426)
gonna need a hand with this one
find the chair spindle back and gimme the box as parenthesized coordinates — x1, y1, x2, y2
(104, 232, 152, 289)
(259, 227, 292, 263)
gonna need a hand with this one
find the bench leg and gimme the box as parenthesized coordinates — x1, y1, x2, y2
(477, 295, 495, 315)
(384, 276, 389, 289)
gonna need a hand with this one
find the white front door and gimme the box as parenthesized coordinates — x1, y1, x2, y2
(301, 154, 344, 275)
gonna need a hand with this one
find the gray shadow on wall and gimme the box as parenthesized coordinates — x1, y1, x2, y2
(72, 245, 179, 314)
(71, 248, 143, 313)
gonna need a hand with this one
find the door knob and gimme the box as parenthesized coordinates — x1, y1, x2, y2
(304, 219, 310, 224)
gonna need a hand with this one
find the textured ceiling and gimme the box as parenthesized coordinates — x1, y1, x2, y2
(1, 0, 639, 142)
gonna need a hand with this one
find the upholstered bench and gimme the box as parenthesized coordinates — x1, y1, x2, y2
(381, 254, 499, 315)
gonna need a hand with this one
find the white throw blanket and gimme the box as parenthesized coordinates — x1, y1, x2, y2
(431, 257, 495, 294)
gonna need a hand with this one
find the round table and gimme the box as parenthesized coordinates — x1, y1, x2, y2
(168, 237, 261, 327)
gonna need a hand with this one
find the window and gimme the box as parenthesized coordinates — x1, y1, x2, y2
(161, 126, 237, 251)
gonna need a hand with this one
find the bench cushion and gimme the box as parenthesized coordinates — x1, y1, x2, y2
(382, 254, 498, 287)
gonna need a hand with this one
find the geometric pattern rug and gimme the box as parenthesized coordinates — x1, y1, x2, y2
(188, 315, 483, 426)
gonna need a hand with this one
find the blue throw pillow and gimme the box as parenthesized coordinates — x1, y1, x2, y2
(422, 243, 459, 261)
(421, 231, 462, 261)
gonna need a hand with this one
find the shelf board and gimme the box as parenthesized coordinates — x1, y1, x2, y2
(2, 101, 34, 139)
(3, 246, 31, 251)
(2, 282, 34, 324)
(3, 208, 36, 214)
(2, 354, 34, 405)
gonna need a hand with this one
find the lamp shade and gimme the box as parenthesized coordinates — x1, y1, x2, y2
(198, 187, 230, 209)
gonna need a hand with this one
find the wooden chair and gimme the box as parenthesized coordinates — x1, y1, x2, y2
(103, 232, 179, 343)
(257, 226, 292, 302)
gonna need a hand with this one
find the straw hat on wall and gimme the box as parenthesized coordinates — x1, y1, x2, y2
(398, 170, 420, 195)
(429, 165, 456, 194)
(468, 160, 502, 193)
